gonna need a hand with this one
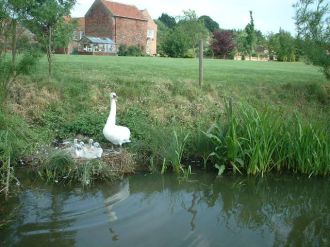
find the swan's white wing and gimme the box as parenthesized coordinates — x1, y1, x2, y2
(103, 124, 131, 145)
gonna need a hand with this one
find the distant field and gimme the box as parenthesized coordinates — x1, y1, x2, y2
(50, 55, 327, 85)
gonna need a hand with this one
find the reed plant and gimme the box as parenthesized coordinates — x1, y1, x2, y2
(0, 109, 36, 196)
(206, 101, 330, 176)
(285, 118, 330, 176)
(38, 151, 75, 183)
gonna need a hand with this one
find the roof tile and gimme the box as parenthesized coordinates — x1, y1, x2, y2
(101, 0, 147, 20)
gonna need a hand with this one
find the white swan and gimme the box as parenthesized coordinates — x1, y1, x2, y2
(103, 92, 131, 149)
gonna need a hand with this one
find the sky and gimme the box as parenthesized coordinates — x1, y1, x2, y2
(71, 0, 298, 34)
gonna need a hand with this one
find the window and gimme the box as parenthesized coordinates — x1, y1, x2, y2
(73, 31, 84, 41)
(147, 29, 154, 39)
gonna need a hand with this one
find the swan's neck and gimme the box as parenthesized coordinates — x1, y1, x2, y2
(107, 98, 116, 125)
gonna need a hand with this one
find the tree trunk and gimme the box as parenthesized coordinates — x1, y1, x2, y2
(0, 22, 4, 57)
(11, 19, 17, 74)
(47, 26, 52, 77)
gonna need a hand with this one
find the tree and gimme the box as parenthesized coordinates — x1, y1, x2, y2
(155, 19, 170, 55)
(54, 18, 77, 54)
(0, 1, 10, 57)
(211, 30, 235, 59)
(158, 13, 176, 29)
(244, 11, 256, 59)
(177, 10, 209, 55)
(162, 28, 190, 57)
(199, 15, 219, 33)
(161, 10, 209, 58)
(1, 0, 33, 69)
(268, 30, 297, 61)
(232, 29, 247, 57)
(294, 0, 330, 79)
(25, 0, 76, 76)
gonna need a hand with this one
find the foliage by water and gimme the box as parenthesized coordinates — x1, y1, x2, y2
(205, 101, 330, 176)
(0, 111, 35, 196)
(1, 55, 330, 192)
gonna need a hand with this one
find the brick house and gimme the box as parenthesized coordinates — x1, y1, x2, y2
(81, 0, 157, 55)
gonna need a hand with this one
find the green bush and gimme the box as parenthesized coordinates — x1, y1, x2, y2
(118, 44, 128, 56)
(184, 49, 195, 58)
(118, 44, 144, 56)
(17, 48, 42, 75)
(63, 111, 106, 140)
(127, 45, 144, 56)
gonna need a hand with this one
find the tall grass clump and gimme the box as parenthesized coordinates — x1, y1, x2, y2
(206, 100, 330, 176)
(0, 111, 35, 196)
(140, 126, 190, 175)
(285, 118, 330, 176)
(0, 50, 42, 195)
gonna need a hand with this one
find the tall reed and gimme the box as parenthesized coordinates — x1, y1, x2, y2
(206, 101, 330, 176)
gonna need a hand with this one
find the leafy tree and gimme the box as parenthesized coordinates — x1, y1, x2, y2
(254, 30, 267, 56)
(244, 11, 256, 58)
(158, 13, 176, 29)
(294, 0, 330, 79)
(268, 30, 297, 61)
(211, 30, 235, 59)
(1, 0, 33, 69)
(232, 29, 247, 57)
(199, 15, 219, 32)
(0, 2, 10, 57)
(161, 10, 209, 58)
(25, 0, 76, 76)
(54, 18, 77, 54)
(177, 10, 209, 54)
(162, 28, 190, 57)
(154, 19, 170, 55)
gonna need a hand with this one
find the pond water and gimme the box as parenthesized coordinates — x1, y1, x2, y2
(1, 172, 329, 247)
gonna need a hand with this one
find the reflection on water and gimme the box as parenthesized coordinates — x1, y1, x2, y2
(1, 173, 329, 247)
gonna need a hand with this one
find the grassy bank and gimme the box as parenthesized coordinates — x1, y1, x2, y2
(1, 55, 329, 186)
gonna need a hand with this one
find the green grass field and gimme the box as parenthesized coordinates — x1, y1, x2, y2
(46, 55, 330, 124)
(2, 55, 330, 179)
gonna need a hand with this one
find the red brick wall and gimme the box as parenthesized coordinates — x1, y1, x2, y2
(115, 17, 147, 51)
(85, 1, 114, 38)
(85, 1, 148, 53)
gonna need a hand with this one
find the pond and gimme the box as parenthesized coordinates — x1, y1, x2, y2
(1, 172, 329, 247)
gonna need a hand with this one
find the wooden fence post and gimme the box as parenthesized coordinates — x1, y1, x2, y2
(199, 39, 203, 87)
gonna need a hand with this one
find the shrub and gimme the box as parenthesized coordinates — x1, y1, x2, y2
(184, 49, 195, 58)
(118, 44, 128, 56)
(17, 48, 42, 75)
(118, 44, 144, 56)
(63, 111, 106, 140)
(127, 45, 144, 56)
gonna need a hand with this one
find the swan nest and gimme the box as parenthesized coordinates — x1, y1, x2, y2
(25, 138, 136, 175)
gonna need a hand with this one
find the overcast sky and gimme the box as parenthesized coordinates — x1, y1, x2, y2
(71, 0, 298, 34)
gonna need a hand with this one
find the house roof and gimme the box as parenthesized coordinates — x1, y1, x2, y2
(72, 17, 85, 30)
(101, 0, 147, 21)
(83, 36, 115, 44)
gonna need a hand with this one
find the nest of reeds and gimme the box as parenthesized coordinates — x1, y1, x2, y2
(100, 149, 136, 174)
(24, 142, 137, 185)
